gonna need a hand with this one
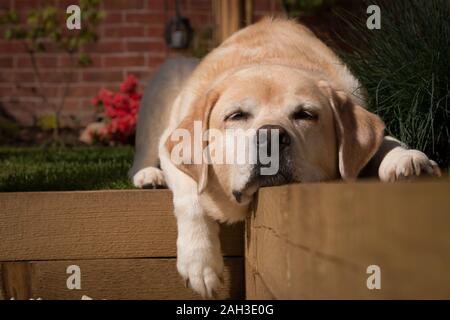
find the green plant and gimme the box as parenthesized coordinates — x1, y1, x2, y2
(0, 0, 105, 144)
(335, 0, 449, 168)
(37, 114, 57, 131)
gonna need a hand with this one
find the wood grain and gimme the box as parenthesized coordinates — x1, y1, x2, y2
(0, 258, 243, 300)
(0, 190, 244, 261)
(245, 261, 275, 300)
(246, 181, 450, 299)
(1, 263, 32, 300)
(213, 0, 244, 44)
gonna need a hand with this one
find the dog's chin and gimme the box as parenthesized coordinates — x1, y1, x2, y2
(232, 171, 297, 204)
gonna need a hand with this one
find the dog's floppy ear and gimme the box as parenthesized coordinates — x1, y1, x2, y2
(165, 90, 220, 193)
(319, 81, 385, 180)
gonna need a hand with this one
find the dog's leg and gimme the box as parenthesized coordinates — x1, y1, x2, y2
(363, 136, 441, 181)
(129, 58, 199, 189)
(175, 201, 223, 298)
(159, 139, 223, 298)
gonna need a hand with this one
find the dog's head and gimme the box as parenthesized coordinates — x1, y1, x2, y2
(166, 65, 385, 205)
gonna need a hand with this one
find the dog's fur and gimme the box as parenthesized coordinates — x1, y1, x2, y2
(130, 18, 441, 297)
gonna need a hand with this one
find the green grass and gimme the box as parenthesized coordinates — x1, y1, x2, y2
(0, 146, 135, 192)
(335, 0, 450, 169)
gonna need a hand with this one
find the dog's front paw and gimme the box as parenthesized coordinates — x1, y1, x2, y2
(177, 245, 224, 298)
(133, 167, 166, 188)
(379, 148, 441, 182)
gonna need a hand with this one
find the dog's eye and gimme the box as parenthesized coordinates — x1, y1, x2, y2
(226, 111, 250, 121)
(292, 110, 318, 121)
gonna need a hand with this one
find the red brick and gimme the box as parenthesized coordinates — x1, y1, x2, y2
(83, 41, 124, 53)
(146, 25, 165, 37)
(125, 12, 166, 24)
(253, 0, 271, 11)
(58, 55, 102, 68)
(17, 84, 62, 97)
(103, 12, 124, 24)
(0, 40, 26, 52)
(186, 0, 211, 11)
(68, 85, 103, 97)
(126, 40, 166, 52)
(165, 0, 190, 11)
(103, 26, 146, 38)
(103, 0, 145, 10)
(13, 71, 36, 82)
(40, 71, 79, 83)
(0, 70, 13, 82)
(82, 71, 124, 82)
(102, 55, 145, 67)
(14, 0, 44, 10)
(0, 85, 15, 96)
(52, 0, 81, 9)
(15, 56, 59, 68)
(0, 1, 12, 10)
(56, 98, 82, 111)
(188, 13, 211, 25)
(0, 56, 13, 68)
(147, 0, 165, 11)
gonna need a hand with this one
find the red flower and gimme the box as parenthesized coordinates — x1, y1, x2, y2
(120, 74, 139, 94)
(90, 74, 142, 144)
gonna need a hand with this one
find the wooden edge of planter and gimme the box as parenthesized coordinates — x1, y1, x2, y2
(0, 189, 244, 261)
(246, 180, 450, 299)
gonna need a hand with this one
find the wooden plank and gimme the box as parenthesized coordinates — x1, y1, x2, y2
(244, 0, 253, 26)
(0, 258, 244, 300)
(213, 0, 244, 44)
(0, 190, 244, 261)
(0, 263, 32, 300)
(246, 181, 450, 299)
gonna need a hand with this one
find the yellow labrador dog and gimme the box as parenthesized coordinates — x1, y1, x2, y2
(130, 18, 441, 297)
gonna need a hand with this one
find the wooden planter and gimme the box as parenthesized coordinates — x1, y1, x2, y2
(0, 190, 244, 300)
(246, 181, 450, 299)
(1, 180, 449, 299)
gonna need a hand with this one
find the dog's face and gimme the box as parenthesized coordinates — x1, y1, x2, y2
(207, 65, 339, 204)
(166, 65, 385, 205)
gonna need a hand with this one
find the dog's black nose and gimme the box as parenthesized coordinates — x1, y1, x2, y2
(256, 125, 291, 153)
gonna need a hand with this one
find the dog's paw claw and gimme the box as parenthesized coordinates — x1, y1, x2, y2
(177, 249, 223, 298)
(379, 149, 441, 182)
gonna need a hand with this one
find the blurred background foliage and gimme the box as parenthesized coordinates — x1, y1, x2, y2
(0, 0, 104, 143)
(0, 0, 104, 62)
(334, 0, 449, 169)
(282, 0, 336, 15)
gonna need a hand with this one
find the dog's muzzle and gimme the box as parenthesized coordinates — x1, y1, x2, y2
(249, 124, 295, 188)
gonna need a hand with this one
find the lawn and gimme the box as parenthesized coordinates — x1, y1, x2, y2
(0, 146, 135, 192)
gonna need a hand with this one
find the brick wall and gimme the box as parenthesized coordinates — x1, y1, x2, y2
(0, 0, 283, 127)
